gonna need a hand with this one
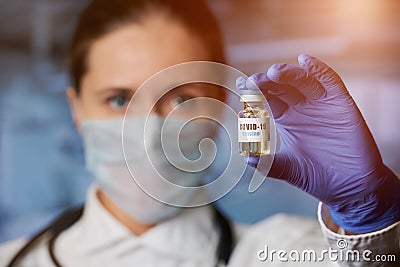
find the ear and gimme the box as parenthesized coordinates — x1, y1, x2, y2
(67, 87, 83, 132)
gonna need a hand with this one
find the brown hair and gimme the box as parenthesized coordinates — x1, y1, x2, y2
(69, 0, 225, 92)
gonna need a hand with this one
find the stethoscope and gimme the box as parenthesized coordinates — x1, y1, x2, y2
(7, 205, 233, 267)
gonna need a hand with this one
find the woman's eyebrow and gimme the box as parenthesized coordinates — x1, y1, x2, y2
(97, 87, 134, 95)
(174, 83, 209, 92)
(175, 83, 223, 96)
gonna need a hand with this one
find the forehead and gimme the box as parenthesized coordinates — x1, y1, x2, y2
(83, 14, 211, 92)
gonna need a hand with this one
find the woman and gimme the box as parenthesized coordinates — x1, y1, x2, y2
(1, 0, 399, 266)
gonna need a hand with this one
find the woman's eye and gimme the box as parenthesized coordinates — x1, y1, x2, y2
(107, 95, 128, 109)
(171, 95, 193, 108)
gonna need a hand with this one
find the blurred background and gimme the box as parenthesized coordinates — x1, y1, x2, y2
(1, 0, 399, 243)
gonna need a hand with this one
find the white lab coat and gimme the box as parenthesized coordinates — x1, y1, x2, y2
(1, 185, 399, 267)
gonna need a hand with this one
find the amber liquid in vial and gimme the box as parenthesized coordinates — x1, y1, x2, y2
(238, 103, 270, 156)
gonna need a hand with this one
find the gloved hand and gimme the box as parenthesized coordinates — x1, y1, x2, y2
(243, 54, 400, 233)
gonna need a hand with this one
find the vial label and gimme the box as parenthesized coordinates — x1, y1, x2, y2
(238, 118, 270, 142)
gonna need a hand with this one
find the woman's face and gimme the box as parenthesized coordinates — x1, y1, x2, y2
(68, 12, 223, 125)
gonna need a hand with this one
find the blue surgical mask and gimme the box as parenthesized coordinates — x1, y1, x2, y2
(81, 115, 216, 224)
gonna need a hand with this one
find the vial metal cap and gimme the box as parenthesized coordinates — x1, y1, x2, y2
(236, 76, 264, 102)
(240, 94, 266, 102)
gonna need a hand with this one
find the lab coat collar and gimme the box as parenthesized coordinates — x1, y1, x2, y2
(76, 184, 218, 262)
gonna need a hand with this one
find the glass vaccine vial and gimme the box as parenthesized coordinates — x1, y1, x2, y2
(238, 86, 270, 156)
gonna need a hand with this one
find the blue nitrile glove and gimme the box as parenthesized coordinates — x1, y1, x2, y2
(243, 54, 400, 233)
